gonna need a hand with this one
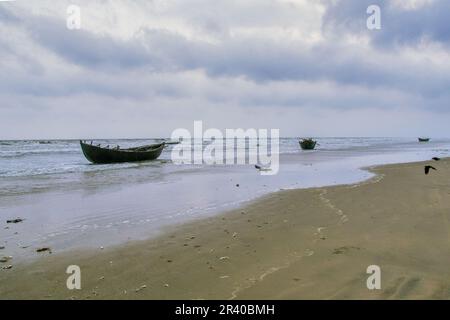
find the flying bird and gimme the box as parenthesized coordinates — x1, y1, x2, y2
(432, 157, 441, 161)
(424, 165, 437, 175)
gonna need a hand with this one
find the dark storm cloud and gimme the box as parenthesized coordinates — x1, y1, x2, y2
(1, 1, 450, 111)
(30, 19, 156, 70)
(0, 7, 156, 71)
(0, 5, 20, 23)
(2, 1, 449, 101)
(375, 1, 450, 48)
(1, 0, 450, 138)
(322, 0, 450, 47)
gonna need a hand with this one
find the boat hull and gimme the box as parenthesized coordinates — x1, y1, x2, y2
(80, 141, 164, 164)
(418, 138, 430, 142)
(299, 140, 317, 150)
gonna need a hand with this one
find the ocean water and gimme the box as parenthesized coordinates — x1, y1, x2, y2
(1, 137, 448, 178)
(1, 137, 450, 261)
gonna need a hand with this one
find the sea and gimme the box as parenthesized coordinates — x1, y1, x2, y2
(1, 137, 449, 261)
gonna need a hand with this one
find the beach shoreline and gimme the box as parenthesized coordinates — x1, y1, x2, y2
(2, 139, 449, 264)
(1, 158, 450, 299)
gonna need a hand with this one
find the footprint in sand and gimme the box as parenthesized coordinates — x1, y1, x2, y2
(332, 246, 360, 255)
(314, 227, 327, 241)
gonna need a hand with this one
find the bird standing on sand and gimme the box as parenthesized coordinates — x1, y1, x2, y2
(424, 165, 437, 175)
(254, 164, 271, 172)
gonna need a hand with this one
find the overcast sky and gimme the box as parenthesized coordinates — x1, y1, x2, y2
(1, 0, 449, 139)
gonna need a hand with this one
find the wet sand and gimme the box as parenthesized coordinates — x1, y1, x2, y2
(1, 159, 450, 299)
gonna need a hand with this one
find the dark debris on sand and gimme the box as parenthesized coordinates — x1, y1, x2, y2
(36, 247, 52, 254)
(6, 218, 24, 224)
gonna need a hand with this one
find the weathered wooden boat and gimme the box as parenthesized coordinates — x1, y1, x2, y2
(418, 138, 430, 142)
(80, 141, 165, 164)
(299, 138, 317, 150)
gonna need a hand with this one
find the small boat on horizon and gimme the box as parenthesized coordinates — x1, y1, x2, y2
(299, 138, 317, 150)
(80, 140, 165, 164)
(418, 137, 430, 142)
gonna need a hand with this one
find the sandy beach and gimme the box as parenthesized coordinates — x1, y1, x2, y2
(1, 158, 449, 299)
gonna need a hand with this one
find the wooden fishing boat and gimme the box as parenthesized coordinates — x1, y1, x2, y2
(80, 141, 165, 164)
(299, 138, 317, 150)
(418, 138, 430, 142)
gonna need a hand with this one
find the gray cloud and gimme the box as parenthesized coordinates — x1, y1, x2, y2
(322, 0, 450, 47)
(7, 4, 448, 99)
(0, 1, 449, 138)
